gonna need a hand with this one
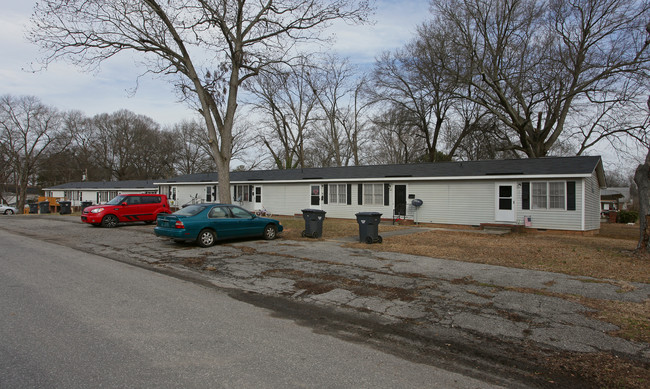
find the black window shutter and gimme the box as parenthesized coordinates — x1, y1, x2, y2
(347, 184, 352, 205)
(358, 184, 363, 205)
(522, 182, 530, 210)
(567, 181, 576, 211)
(323, 184, 328, 204)
(384, 183, 390, 206)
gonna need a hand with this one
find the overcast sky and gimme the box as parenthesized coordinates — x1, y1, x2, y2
(0, 0, 431, 127)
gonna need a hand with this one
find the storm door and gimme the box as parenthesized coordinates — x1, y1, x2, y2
(495, 183, 516, 222)
(310, 185, 321, 208)
(394, 185, 407, 216)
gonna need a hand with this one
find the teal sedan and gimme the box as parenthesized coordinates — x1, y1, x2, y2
(154, 204, 283, 247)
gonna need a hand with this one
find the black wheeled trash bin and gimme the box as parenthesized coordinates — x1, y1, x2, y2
(28, 203, 38, 214)
(39, 201, 51, 214)
(355, 212, 382, 244)
(81, 201, 93, 212)
(301, 209, 326, 238)
(59, 201, 71, 215)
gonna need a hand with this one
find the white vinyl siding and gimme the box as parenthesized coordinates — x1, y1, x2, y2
(408, 181, 495, 225)
(151, 173, 599, 231)
(584, 172, 602, 231)
(519, 180, 585, 231)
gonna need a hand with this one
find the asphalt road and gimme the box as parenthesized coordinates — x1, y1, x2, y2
(0, 228, 498, 388)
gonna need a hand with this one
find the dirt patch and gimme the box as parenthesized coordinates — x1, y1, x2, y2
(182, 256, 206, 268)
(544, 351, 650, 388)
(264, 268, 419, 301)
(506, 286, 650, 344)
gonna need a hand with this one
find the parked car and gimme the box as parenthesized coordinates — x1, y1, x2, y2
(154, 203, 283, 247)
(81, 194, 170, 227)
(0, 204, 19, 215)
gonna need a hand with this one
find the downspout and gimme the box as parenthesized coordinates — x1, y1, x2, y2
(581, 179, 586, 231)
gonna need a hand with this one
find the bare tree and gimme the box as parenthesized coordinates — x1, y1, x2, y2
(30, 0, 371, 203)
(250, 62, 317, 169)
(370, 23, 460, 162)
(308, 55, 361, 166)
(0, 95, 68, 212)
(367, 106, 424, 164)
(90, 110, 170, 180)
(634, 149, 650, 253)
(171, 119, 216, 175)
(432, 0, 650, 157)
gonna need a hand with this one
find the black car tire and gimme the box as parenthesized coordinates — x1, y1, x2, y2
(263, 224, 277, 240)
(101, 214, 119, 228)
(197, 229, 216, 247)
(4, 209, 14, 215)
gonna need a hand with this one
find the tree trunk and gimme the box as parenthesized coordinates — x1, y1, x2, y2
(634, 149, 650, 253)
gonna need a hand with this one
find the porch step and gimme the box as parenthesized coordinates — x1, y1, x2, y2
(480, 223, 522, 234)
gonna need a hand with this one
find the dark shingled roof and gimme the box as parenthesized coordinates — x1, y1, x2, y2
(156, 156, 604, 184)
(44, 156, 605, 190)
(45, 179, 158, 190)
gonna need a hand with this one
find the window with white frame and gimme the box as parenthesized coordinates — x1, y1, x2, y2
(549, 182, 565, 209)
(532, 182, 547, 209)
(532, 182, 565, 210)
(363, 184, 384, 205)
(234, 184, 253, 202)
(329, 184, 347, 204)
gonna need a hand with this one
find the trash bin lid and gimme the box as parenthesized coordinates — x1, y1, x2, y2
(301, 208, 327, 214)
(355, 212, 382, 217)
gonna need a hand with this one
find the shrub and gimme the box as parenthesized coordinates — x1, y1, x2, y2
(617, 210, 638, 224)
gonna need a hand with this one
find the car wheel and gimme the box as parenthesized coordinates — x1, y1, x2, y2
(4, 209, 14, 215)
(263, 224, 277, 240)
(197, 229, 216, 247)
(101, 214, 119, 228)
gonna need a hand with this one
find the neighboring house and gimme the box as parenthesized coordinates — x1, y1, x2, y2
(1, 185, 41, 205)
(155, 156, 606, 232)
(600, 187, 632, 214)
(43, 180, 159, 207)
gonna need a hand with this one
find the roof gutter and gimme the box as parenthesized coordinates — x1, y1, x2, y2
(154, 173, 594, 186)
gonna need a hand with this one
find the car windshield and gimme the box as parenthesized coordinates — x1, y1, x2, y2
(106, 195, 127, 205)
(174, 205, 209, 216)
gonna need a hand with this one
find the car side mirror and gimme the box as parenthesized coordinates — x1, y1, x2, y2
(121, 202, 128, 206)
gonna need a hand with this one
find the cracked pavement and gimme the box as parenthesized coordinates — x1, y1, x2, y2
(2, 215, 649, 386)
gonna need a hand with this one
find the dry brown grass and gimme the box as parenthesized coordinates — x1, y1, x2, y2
(359, 225, 648, 283)
(276, 216, 649, 283)
(276, 215, 403, 240)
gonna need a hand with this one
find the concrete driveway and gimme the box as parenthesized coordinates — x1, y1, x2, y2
(2, 215, 649, 387)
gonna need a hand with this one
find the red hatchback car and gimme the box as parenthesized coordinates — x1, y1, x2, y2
(81, 194, 170, 228)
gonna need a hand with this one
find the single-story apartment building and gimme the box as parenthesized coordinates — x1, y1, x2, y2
(44, 179, 159, 207)
(154, 156, 606, 232)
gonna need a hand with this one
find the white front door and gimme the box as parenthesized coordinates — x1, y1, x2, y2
(310, 185, 322, 209)
(253, 186, 263, 210)
(495, 183, 516, 222)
